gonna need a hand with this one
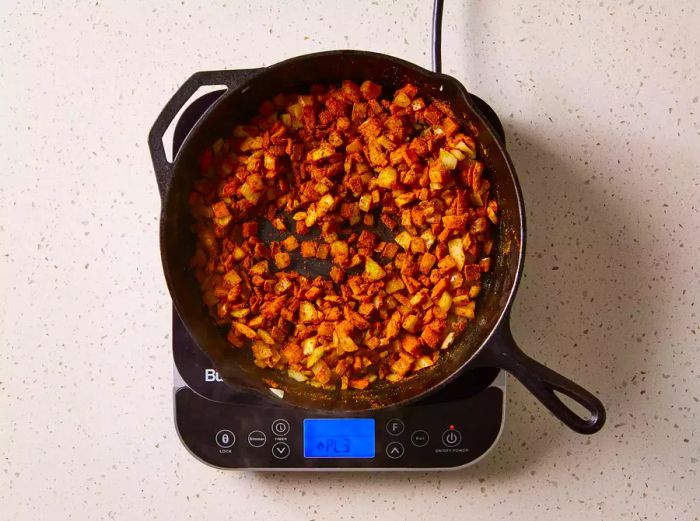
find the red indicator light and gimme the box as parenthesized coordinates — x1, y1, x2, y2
(449, 425, 455, 430)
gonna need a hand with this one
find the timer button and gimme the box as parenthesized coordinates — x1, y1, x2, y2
(442, 428, 462, 447)
(271, 419, 290, 436)
(410, 430, 430, 447)
(272, 442, 290, 459)
(386, 441, 405, 459)
(215, 429, 236, 448)
(386, 418, 405, 436)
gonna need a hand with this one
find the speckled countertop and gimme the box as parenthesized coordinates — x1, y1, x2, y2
(1, 0, 698, 519)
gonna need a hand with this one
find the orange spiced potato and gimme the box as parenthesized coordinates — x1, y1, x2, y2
(188, 80, 498, 390)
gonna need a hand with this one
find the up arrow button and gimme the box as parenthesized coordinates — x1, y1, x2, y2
(385, 442, 405, 459)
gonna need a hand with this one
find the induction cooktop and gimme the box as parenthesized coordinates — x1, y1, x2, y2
(170, 85, 507, 470)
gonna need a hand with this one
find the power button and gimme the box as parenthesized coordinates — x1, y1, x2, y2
(442, 428, 462, 447)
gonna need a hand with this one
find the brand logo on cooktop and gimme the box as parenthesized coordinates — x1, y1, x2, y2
(204, 368, 223, 382)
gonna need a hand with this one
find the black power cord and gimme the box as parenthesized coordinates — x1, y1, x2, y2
(432, 0, 445, 73)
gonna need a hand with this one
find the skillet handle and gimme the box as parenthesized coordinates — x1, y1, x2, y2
(148, 69, 257, 200)
(476, 322, 606, 434)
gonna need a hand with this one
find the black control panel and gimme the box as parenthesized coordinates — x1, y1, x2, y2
(174, 385, 503, 469)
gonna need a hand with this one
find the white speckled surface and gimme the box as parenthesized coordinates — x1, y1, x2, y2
(1, 0, 698, 519)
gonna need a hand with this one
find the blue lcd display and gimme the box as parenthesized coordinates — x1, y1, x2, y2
(303, 418, 375, 458)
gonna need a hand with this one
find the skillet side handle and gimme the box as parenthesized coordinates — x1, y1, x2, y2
(479, 323, 606, 435)
(147, 69, 257, 200)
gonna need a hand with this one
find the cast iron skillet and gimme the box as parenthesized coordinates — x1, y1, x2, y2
(148, 5, 605, 434)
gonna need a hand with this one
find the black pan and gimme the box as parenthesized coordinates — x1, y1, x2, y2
(148, 13, 605, 435)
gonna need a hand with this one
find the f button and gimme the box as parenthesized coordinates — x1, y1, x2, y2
(386, 419, 405, 436)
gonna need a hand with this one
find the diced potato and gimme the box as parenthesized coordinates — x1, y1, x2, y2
(395, 231, 412, 250)
(448, 238, 466, 270)
(430, 279, 447, 300)
(327, 242, 346, 259)
(346, 138, 363, 153)
(411, 98, 426, 111)
(230, 307, 250, 319)
(223, 270, 241, 286)
(391, 354, 414, 375)
(364, 257, 386, 281)
(414, 355, 435, 370)
(317, 194, 336, 216)
(300, 241, 317, 258)
(454, 301, 476, 319)
(257, 329, 276, 345)
(338, 331, 359, 352)
(376, 135, 396, 151)
(239, 182, 262, 204)
(246, 173, 264, 192)
(452, 294, 470, 305)
(420, 230, 436, 250)
(274, 252, 291, 270)
(349, 378, 369, 390)
(282, 236, 299, 251)
(410, 237, 426, 253)
(437, 291, 452, 313)
(274, 277, 292, 294)
(311, 360, 332, 384)
(385, 277, 405, 294)
(299, 301, 318, 324)
(249, 260, 269, 275)
(487, 205, 498, 224)
(468, 285, 481, 299)
(394, 91, 411, 108)
(402, 314, 419, 333)
(394, 191, 415, 207)
(251, 342, 273, 360)
(264, 153, 277, 171)
(377, 166, 398, 189)
(419, 253, 437, 274)
(305, 345, 326, 368)
(401, 334, 422, 356)
(302, 336, 317, 355)
(358, 193, 372, 212)
(428, 163, 447, 185)
(305, 205, 318, 227)
(420, 325, 442, 349)
(248, 315, 265, 328)
(438, 255, 457, 271)
(309, 144, 334, 162)
(233, 321, 257, 339)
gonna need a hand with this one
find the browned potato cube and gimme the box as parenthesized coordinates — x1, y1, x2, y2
(300, 241, 318, 258)
(274, 252, 291, 269)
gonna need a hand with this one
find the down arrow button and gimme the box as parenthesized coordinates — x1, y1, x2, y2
(272, 442, 290, 459)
